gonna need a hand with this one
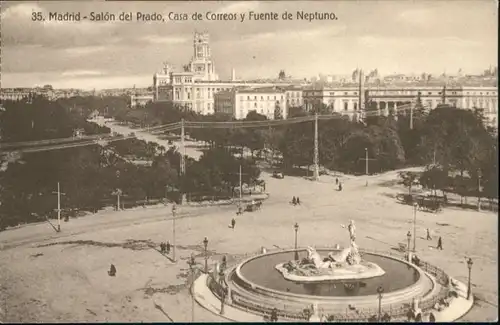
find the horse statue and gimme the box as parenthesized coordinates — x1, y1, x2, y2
(306, 247, 333, 269)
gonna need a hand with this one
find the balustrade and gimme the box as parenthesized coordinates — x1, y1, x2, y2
(205, 247, 452, 321)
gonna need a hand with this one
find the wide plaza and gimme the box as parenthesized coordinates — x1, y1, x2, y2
(0, 169, 497, 322)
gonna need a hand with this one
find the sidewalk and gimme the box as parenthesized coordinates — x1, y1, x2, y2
(433, 279, 474, 322)
(193, 274, 265, 322)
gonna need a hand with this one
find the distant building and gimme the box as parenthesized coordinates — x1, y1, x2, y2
(130, 94, 154, 108)
(214, 87, 288, 120)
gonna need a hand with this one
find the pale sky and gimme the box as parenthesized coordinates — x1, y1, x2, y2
(1, 0, 498, 90)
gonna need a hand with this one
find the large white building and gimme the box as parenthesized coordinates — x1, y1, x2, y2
(153, 31, 303, 115)
(214, 87, 288, 120)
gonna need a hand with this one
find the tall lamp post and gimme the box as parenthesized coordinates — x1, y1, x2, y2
(406, 231, 412, 261)
(203, 237, 209, 274)
(377, 286, 384, 322)
(172, 204, 177, 262)
(188, 254, 196, 322)
(467, 258, 473, 300)
(364, 148, 368, 187)
(412, 203, 417, 252)
(294, 223, 299, 261)
(477, 169, 482, 211)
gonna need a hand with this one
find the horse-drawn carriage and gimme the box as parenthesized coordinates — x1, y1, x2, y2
(245, 200, 263, 212)
(417, 195, 445, 213)
(396, 193, 446, 213)
(396, 193, 417, 205)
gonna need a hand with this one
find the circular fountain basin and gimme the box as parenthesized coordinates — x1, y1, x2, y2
(238, 249, 421, 297)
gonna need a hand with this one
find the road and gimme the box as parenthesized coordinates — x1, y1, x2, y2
(89, 117, 203, 160)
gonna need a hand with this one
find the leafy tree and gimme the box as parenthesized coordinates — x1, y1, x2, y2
(419, 166, 448, 196)
(398, 171, 420, 195)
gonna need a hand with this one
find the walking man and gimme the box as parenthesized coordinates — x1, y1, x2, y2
(426, 228, 432, 241)
(231, 218, 236, 230)
(437, 236, 443, 250)
(166, 241, 171, 254)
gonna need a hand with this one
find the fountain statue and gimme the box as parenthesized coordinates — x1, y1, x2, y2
(275, 220, 386, 282)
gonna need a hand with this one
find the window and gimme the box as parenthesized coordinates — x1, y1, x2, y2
(344, 102, 348, 111)
(354, 92, 358, 95)
(175, 77, 181, 83)
(187, 92, 191, 100)
(354, 103, 358, 110)
(254, 103, 257, 108)
(247, 96, 250, 100)
(344, 92, 348, 95)
(267, 96, 270, 100)
(261, 96, 264, 100)
(330, 92, 335, 96)
(428, 92, 432, 95)
(254, 96, 257, 100)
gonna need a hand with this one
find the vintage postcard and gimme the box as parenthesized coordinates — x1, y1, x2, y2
(0, 0, 497, 323)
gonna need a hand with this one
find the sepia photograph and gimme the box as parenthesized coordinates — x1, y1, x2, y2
(0, 0, 498, 323)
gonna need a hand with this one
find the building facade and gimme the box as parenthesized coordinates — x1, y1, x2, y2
(302, 84, 498, 125)
(153, 31, 301, 116)
(214, 87, 288, 120)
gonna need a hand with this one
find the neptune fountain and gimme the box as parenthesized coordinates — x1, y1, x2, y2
(275, 220, 386, 282)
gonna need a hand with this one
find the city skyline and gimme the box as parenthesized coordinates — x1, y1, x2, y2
(1, 0, 497, 90)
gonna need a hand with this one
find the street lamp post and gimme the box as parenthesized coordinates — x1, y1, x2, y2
(365, 148, 368, 187)
(294, 223, 299, 261)
(377, 286, 384, 322)
(412, 203, 417, 252)
(172, 204, 177, 262)
(407, 231, 412, 261)
(477, 169, 482, 211)
(188, 254, 196, 322)
(203, 237, 209, 274)
(467, 258, 473, 300)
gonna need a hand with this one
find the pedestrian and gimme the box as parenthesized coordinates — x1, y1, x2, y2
(339, 183, 343, 191)
(437, 236, 443, 250)
(292, 196, 297, 205)
(231, 218, 236, 230)
(296, 197, 300, 205)
(271, 308, 278, 322)
(108, 264, 116, 276)
(221, 255, 227, 270)
(426, 228, 432, 240)
(166, 241, 171, 254)
(335, 177, 339, 185)
(160, 242, 166, 254)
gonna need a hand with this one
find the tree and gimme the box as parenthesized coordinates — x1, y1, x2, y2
(278, 70, 286, 80)
(398, 171, 420, 195)
(419, 166, 448, 196)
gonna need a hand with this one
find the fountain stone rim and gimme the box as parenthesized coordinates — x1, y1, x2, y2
(234, 247, 426, 301)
